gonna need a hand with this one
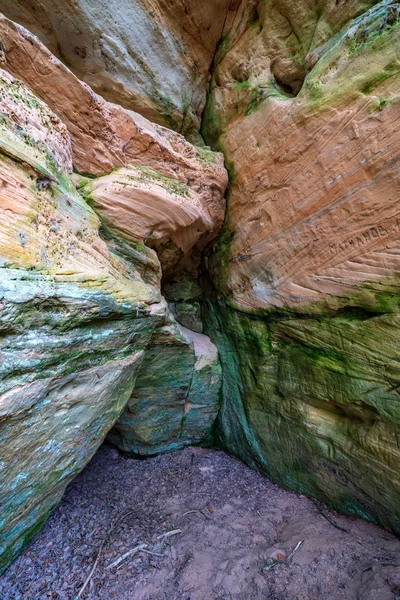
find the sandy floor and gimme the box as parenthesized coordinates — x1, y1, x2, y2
(1, 444, 400, 600)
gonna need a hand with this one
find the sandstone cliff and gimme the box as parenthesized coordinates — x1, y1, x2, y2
(0, 0, 231, 139)
(0, 0, 399, 574)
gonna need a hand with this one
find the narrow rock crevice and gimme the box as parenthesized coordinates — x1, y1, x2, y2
(0, 0, 400, 580)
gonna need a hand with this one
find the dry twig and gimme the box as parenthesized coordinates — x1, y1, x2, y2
(77, 536, 108, 598)
(312, 500, 350, 534)
(286, 540, 304, 562)
(183, 509, 210, 520)
(263, 540, 304, 572)
(106, 543, 148, 570)
(157, 529, 182, 540)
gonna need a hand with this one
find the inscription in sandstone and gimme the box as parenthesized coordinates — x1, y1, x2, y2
(329, 218, 400, 257)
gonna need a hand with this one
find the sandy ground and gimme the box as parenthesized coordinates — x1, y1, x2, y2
(1, 444, 400, 600)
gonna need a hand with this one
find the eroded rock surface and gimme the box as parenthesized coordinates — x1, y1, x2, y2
(203, 0, 400, 533)
(0, 13, 228, 183)
(1, 0, 400, 579)
(0, 47, 224, 571)
(0, 0, 231, 138)
(81, 160, 226, 275)
(0, 13, 227, 276)
(0, 67, 152, 571)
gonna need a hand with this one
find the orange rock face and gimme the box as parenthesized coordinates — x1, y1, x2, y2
(0, 14, 225, 178)
(206, 1, 400, 313)
(0, 67, 157, 301)
(82, 159, 226, 273)
(213, 94, 400, 312)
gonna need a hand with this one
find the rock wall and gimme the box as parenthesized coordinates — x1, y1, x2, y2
(203, 0, 400, 533)
(0, 15, 226, 573)
(108, 326, 221, 456)
(0, 0, 231, 139)
(0, 0, 400, 574)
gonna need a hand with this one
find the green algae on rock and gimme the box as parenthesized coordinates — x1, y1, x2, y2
(0, 98, 142, 576)
(203, 292, 400, 533)
(0, 68, 158, 573)
(0, 352, 144, 572)
(108, 325, 221, 456)
(1, 0, 400, 576)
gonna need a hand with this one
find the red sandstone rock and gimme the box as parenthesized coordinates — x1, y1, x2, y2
(0, 0, 231, 136)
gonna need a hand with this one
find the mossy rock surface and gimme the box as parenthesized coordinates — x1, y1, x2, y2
(202, 280, 400, 534)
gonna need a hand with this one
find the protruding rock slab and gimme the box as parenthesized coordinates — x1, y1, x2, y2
(0, 353, 144, 571)
(0, 0, 231, 137)
(0, 12, 227, 277)
(0, 68, 154, 572)
(0, 13, 227, 187)
(82, 161, 226, 274)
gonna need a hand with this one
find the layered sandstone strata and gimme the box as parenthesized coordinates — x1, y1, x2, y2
(1, 0, 400, 575)
(0, 23, 226, 569)
(0, 13, 227, 276)
(0, 0, 231, 138)
(0, 68, 152, 570)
